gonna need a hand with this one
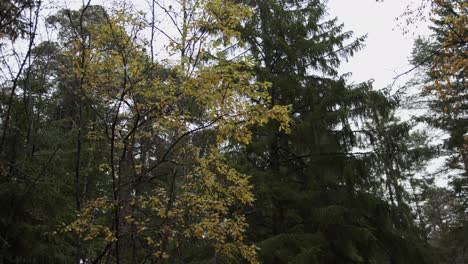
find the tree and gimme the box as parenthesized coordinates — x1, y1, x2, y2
(1, 0, 290, 262)
(403, 1, 467, 262)
(0, 21, 78, 264)
(426, 0, 467, 174)
(52, 1, 288, 263)
(233, 0, 435, 262)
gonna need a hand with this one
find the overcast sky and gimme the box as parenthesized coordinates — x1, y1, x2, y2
(327, 0, 431, 90)
(325, 1, 456, 186)
(53, 0, 431, 91)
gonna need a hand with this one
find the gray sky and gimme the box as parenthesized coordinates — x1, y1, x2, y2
(327, 0, 431, 90)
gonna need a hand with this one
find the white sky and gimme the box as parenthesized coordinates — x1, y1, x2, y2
(327, 0, 431, 90)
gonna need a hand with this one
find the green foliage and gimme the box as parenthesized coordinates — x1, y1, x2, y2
(0, 0, 451, 263)
(233, 0, 436, 262)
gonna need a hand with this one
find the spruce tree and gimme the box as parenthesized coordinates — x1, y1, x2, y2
(234, 0, 435, 262)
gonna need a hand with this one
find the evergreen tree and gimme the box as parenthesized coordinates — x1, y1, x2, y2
(234, 0, 435, 262)
(0, 25, 78, 264)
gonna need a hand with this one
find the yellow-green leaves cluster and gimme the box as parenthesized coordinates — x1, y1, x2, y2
(63, 1, 289, 262)
(427, 0, 467, 104)
(67, 198, 116, 242)
(122, 150, 258, 262)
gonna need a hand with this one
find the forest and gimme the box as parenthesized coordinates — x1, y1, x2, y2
(0, 0, 466, 263)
